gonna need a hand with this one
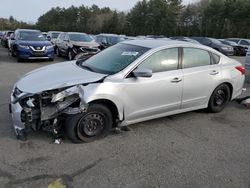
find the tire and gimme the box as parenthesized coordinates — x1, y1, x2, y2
(68, 49, 74, 60)
(56, 47, 61, 57)
(208, 84, 231, 113)
(65, 104, 113, 143)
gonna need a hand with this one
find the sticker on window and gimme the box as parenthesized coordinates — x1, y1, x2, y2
(121, 52, 139, 56)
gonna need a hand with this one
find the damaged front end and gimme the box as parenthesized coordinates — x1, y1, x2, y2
(10, 85, 87, 140)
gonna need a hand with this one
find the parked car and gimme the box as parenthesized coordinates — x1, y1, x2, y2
(246, 47, 250, 82)
(7, 33, 14, 50)
(55, 32, 100, 60)
(10, 29, 54, 62)
(191, 37, 234, 56)
(10, 39, 245, 142)
(170, 36, 200, 44)
(46, 31, 61, 46)
(1, 31, 14, 48)
(95, 33, 125, 50)
(238, 39, 250, 53)
(219, 39, 245, 56)
(0, 31, 4, 41)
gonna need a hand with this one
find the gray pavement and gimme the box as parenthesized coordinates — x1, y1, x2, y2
(0, 46, 250, 188)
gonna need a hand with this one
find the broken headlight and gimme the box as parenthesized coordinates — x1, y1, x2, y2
(51, 86, 80, 103)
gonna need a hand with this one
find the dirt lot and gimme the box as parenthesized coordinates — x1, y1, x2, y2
(0, 46, 250, 188)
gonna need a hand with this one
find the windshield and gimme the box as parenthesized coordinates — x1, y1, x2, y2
(18, 31, 45, 41)
(52, 33, 60, 39)
(69, 33, 93, 42)
(81, 43, 149, 74)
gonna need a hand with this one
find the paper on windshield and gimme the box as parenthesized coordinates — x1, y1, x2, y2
(121, 51, 139, 56)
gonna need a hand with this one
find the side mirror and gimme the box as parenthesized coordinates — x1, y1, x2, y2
(46, 36, 51, 41)
(10, 36, 15, 40)
(133, 68, 152, 78)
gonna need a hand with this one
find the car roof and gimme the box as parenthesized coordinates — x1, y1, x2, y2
(16, 29, 40, 32)
(122, 39, 196, 49)
(97, 33, 123, 37)
(67, 32, 87, 35)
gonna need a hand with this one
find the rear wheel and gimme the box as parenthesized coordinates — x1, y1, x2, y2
(65, 104, 113, 143)
(208, 84, 231, 113)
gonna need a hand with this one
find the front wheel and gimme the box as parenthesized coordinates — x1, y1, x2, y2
(65, 104, 113, 143)
(68, 49, 74, 60)
(208, 84, 231, 113)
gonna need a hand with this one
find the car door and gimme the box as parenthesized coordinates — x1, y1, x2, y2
(181, 47, 221, 109)
(57, 33, 65, 52)
(122, 48, 183, 121)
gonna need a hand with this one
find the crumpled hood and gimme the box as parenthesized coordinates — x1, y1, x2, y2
(71, 40, 99, 48)
(16, 61, 107, 93)
(17, 40, 52, 47)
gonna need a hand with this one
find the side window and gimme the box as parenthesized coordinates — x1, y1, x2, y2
(183, 48, 211, 68)
(240, 40, 249, 45)
(138, 48, 179, 73)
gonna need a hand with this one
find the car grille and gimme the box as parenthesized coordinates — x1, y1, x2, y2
(80, 47, 99, 53)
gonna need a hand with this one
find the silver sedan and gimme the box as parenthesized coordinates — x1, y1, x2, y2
(10, 39, 245, 142)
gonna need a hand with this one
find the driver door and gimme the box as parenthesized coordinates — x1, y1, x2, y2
(122, 48, 183, 122)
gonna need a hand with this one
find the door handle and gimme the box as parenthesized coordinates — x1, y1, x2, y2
(171, 77, 182, 83)
(210, 70, 219, 75)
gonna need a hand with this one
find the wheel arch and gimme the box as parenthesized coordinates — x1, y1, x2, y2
(89, 99, 122, 127)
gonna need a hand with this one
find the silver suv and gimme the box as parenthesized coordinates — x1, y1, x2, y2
(55, 32, 100, 60)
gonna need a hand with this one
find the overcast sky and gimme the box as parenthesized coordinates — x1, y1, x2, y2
(0, 0, 197, 23)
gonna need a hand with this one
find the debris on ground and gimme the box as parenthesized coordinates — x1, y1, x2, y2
(236, 96, 250, 108)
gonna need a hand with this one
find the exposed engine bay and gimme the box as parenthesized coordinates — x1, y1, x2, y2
(11, 85, 88, 139)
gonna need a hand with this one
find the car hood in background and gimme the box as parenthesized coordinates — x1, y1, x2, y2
(16, 61, 107, 93)
(17, 40, 52, 46)
(71, 40, 99, 48)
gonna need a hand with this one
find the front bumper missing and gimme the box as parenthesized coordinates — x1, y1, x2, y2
(10, 94, 25, 136)
(9, 85, 88, 139)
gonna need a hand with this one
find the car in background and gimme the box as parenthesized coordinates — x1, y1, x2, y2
(55, 32, 100, 60)
(219, 39, 245, 56)
(191, 37, 234, 56)
(10, 39, 245, 142)
(46, 31, 61, 46)
(246, 47, 250, 82)
(170, 37, 200, 44)
(42, 32, 47, 38)
(0, 31, 4, 41)
(1, 31, 14, 48)
(10, 29, 54, 62)
(238, 39, 250, 53)
(95, 33, 125, 50)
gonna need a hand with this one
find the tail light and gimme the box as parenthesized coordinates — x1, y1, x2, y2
(235, 66, 245, 75)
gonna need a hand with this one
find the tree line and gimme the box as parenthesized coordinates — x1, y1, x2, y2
(1, 0, 250, 38)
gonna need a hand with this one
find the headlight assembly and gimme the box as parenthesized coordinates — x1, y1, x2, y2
(19, 45, 30, 49)
(51, 86, 80, 103)
(46, 45, 54, 50)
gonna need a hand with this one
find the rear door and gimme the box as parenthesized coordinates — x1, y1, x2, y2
(181, 47, 221, 109)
